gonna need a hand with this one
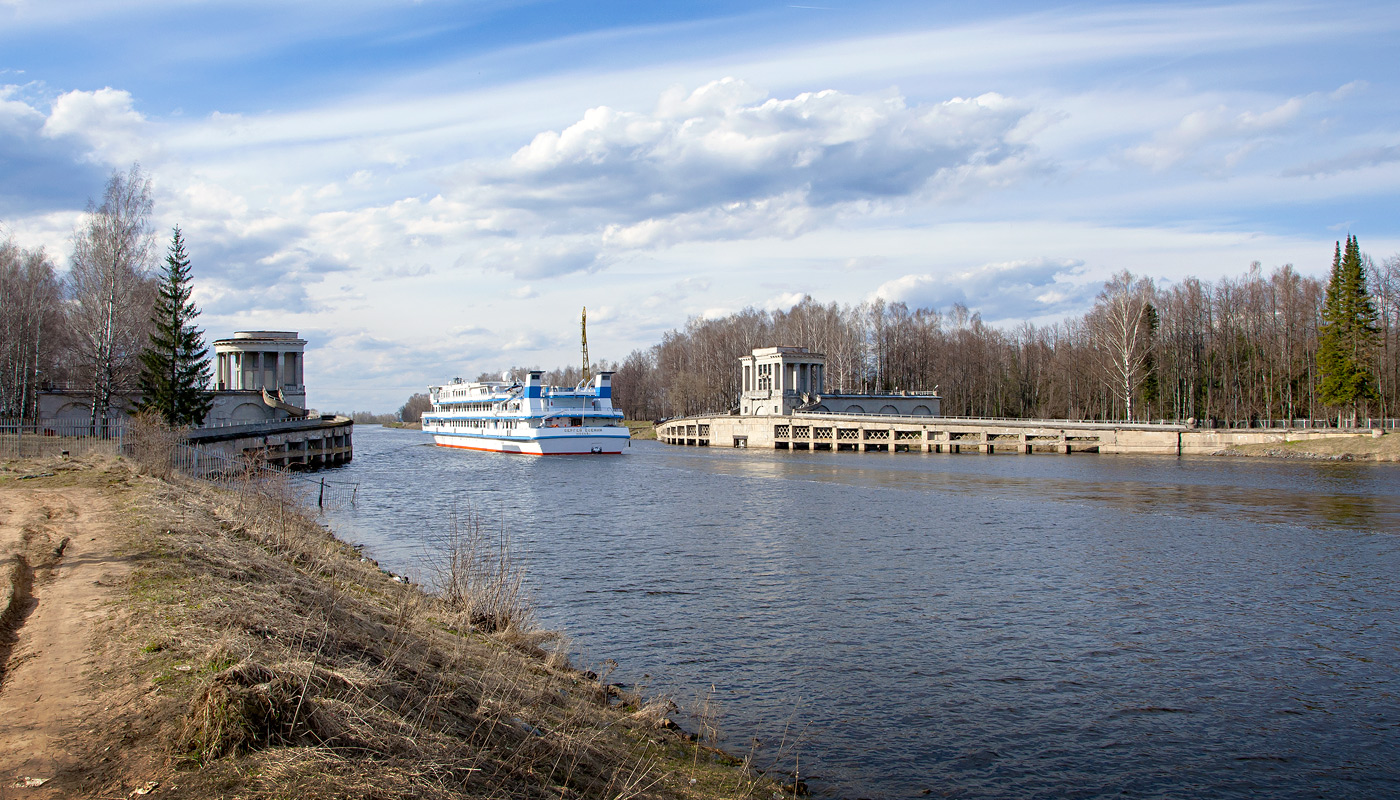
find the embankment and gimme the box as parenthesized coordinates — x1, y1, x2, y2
(1216, 432, 1400, 462)
(624, 420, 657, 441)
(0, 454, 772, 799)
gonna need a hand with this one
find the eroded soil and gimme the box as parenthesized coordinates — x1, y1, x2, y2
(0, 464, 134, 798)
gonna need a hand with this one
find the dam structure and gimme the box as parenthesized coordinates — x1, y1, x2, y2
(35, 330, 353, 469)
(657, 347, 1375, 456)
(191, 331, 353, 469)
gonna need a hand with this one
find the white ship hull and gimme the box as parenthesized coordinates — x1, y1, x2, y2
(423, 370, 630, 456)
(430, 428, 629, 455)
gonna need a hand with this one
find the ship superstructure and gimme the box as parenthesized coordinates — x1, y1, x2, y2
(422, 371, 629, 455)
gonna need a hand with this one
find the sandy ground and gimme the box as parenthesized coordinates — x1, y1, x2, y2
(0, 476, 131, 798)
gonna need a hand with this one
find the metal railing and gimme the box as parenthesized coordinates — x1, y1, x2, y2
(0, 417, 130, 459)
(168, 442, 360, 511)
(3, 417, 359, 513)
(796, 411, 1400, 430)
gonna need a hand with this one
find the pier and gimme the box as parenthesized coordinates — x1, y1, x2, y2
(184, 415, 354, 468)
(657, 412, 1376, 455)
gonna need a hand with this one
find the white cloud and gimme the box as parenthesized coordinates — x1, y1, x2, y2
(40, 87, 154, 164)
(480, 239, 611, 279)
(1124, 96, 1307, 172)
(1283, 145, 1400, 178)
(482, 80, 1039, 228)
(763, 291, 808, 312)
(871, 257, 1088, 319)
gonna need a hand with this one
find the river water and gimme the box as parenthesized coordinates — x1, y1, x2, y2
(324, 425, 1400, 799)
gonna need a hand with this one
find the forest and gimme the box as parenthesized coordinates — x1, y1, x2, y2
(609, 254, 1400, 427)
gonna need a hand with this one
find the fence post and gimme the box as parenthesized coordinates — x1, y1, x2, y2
(318, 478, 325, 509)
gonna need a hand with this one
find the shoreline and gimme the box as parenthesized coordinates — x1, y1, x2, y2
(1214, 433, 1399, 462)
(0, 453, 777, 799)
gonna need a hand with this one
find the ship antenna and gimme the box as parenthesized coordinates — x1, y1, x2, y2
(581, 306, 591, 385)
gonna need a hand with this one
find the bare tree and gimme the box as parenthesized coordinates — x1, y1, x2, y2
(0, 237, 64, 418)
(1370, 254, 1400, 419)
(399, 392, 432, 423)
(68, 164, 157, 430)
(1088, 271, 1157, 421)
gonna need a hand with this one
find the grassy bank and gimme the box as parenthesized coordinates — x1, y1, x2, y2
(624, 421, 657, 441)
(380, 421, 422, 430)
(0, 454, 777, 799)
(1217, 432, 1400, 462)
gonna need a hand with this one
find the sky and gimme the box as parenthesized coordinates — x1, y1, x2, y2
(2, 0, 1398, 412)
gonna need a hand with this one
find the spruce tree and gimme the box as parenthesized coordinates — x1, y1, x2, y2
(138, 226, 213, 426)
(1317, 235, 1380, 425)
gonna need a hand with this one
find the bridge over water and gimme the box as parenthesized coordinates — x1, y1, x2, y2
(656, 412, 1380, 455)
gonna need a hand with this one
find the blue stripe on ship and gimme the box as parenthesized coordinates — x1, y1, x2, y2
(431, 430, 629, 442)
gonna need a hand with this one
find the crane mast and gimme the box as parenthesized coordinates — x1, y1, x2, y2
(580, 307, 591, 385)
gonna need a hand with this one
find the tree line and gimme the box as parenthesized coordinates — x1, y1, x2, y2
(1, 164, 213, 427)
(610, 249, 1399, 426)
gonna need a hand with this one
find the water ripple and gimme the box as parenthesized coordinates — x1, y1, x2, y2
(326, 428, 1400, 799)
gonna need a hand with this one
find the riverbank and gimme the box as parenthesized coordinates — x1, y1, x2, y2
(0, 454, 773, 799)
(624, 420, 657, 440)
(1217, 432, 1400, 461)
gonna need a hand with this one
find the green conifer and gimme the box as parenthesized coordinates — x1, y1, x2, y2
(138, 227, 213, 426)
(1317, 235, 1380, 425)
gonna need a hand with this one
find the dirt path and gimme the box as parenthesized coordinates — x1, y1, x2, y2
(0, 483, 131, 797)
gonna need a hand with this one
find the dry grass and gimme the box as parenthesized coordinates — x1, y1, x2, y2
(623, 421, 657, 441)
(429, 505, 536, 637)
(40, 454, 776, 799)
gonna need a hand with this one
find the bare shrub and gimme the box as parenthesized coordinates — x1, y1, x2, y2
(430, 505, 534, 635)
(130, 409, 185, 478)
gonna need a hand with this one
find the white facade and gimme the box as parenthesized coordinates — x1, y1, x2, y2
(738, 346, 941, 417)
(739, 347, 826, 416)
(209, 331, 308, 424)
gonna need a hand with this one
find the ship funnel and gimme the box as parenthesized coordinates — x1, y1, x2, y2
(525, 370, 544, 399)
(593, 371, 613, 399)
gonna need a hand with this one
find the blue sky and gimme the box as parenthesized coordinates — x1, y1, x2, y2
(3, 1, 1398, 412)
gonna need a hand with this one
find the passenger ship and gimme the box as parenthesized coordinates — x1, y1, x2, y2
(421, 371, 630, 455)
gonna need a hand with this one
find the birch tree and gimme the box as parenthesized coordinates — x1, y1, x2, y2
(68, 164, 157, 430)
(1089, 271, 1157, 421)
(0, 238, 64, 418)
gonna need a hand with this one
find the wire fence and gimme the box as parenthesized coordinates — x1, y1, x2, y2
(0, 417, 130, 459)
(167, 443, 360, 511)
(2, 417, 359, 512)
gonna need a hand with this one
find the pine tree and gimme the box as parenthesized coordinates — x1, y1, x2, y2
(138, 227, 213, 426)
(1317, 235, 1380, 425)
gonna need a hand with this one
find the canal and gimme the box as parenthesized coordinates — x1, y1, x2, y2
(325, 425, 1400, 799)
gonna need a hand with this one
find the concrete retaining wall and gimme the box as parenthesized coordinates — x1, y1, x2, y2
(186, 416, 353, 468)
(657, 414, 1374, 456)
